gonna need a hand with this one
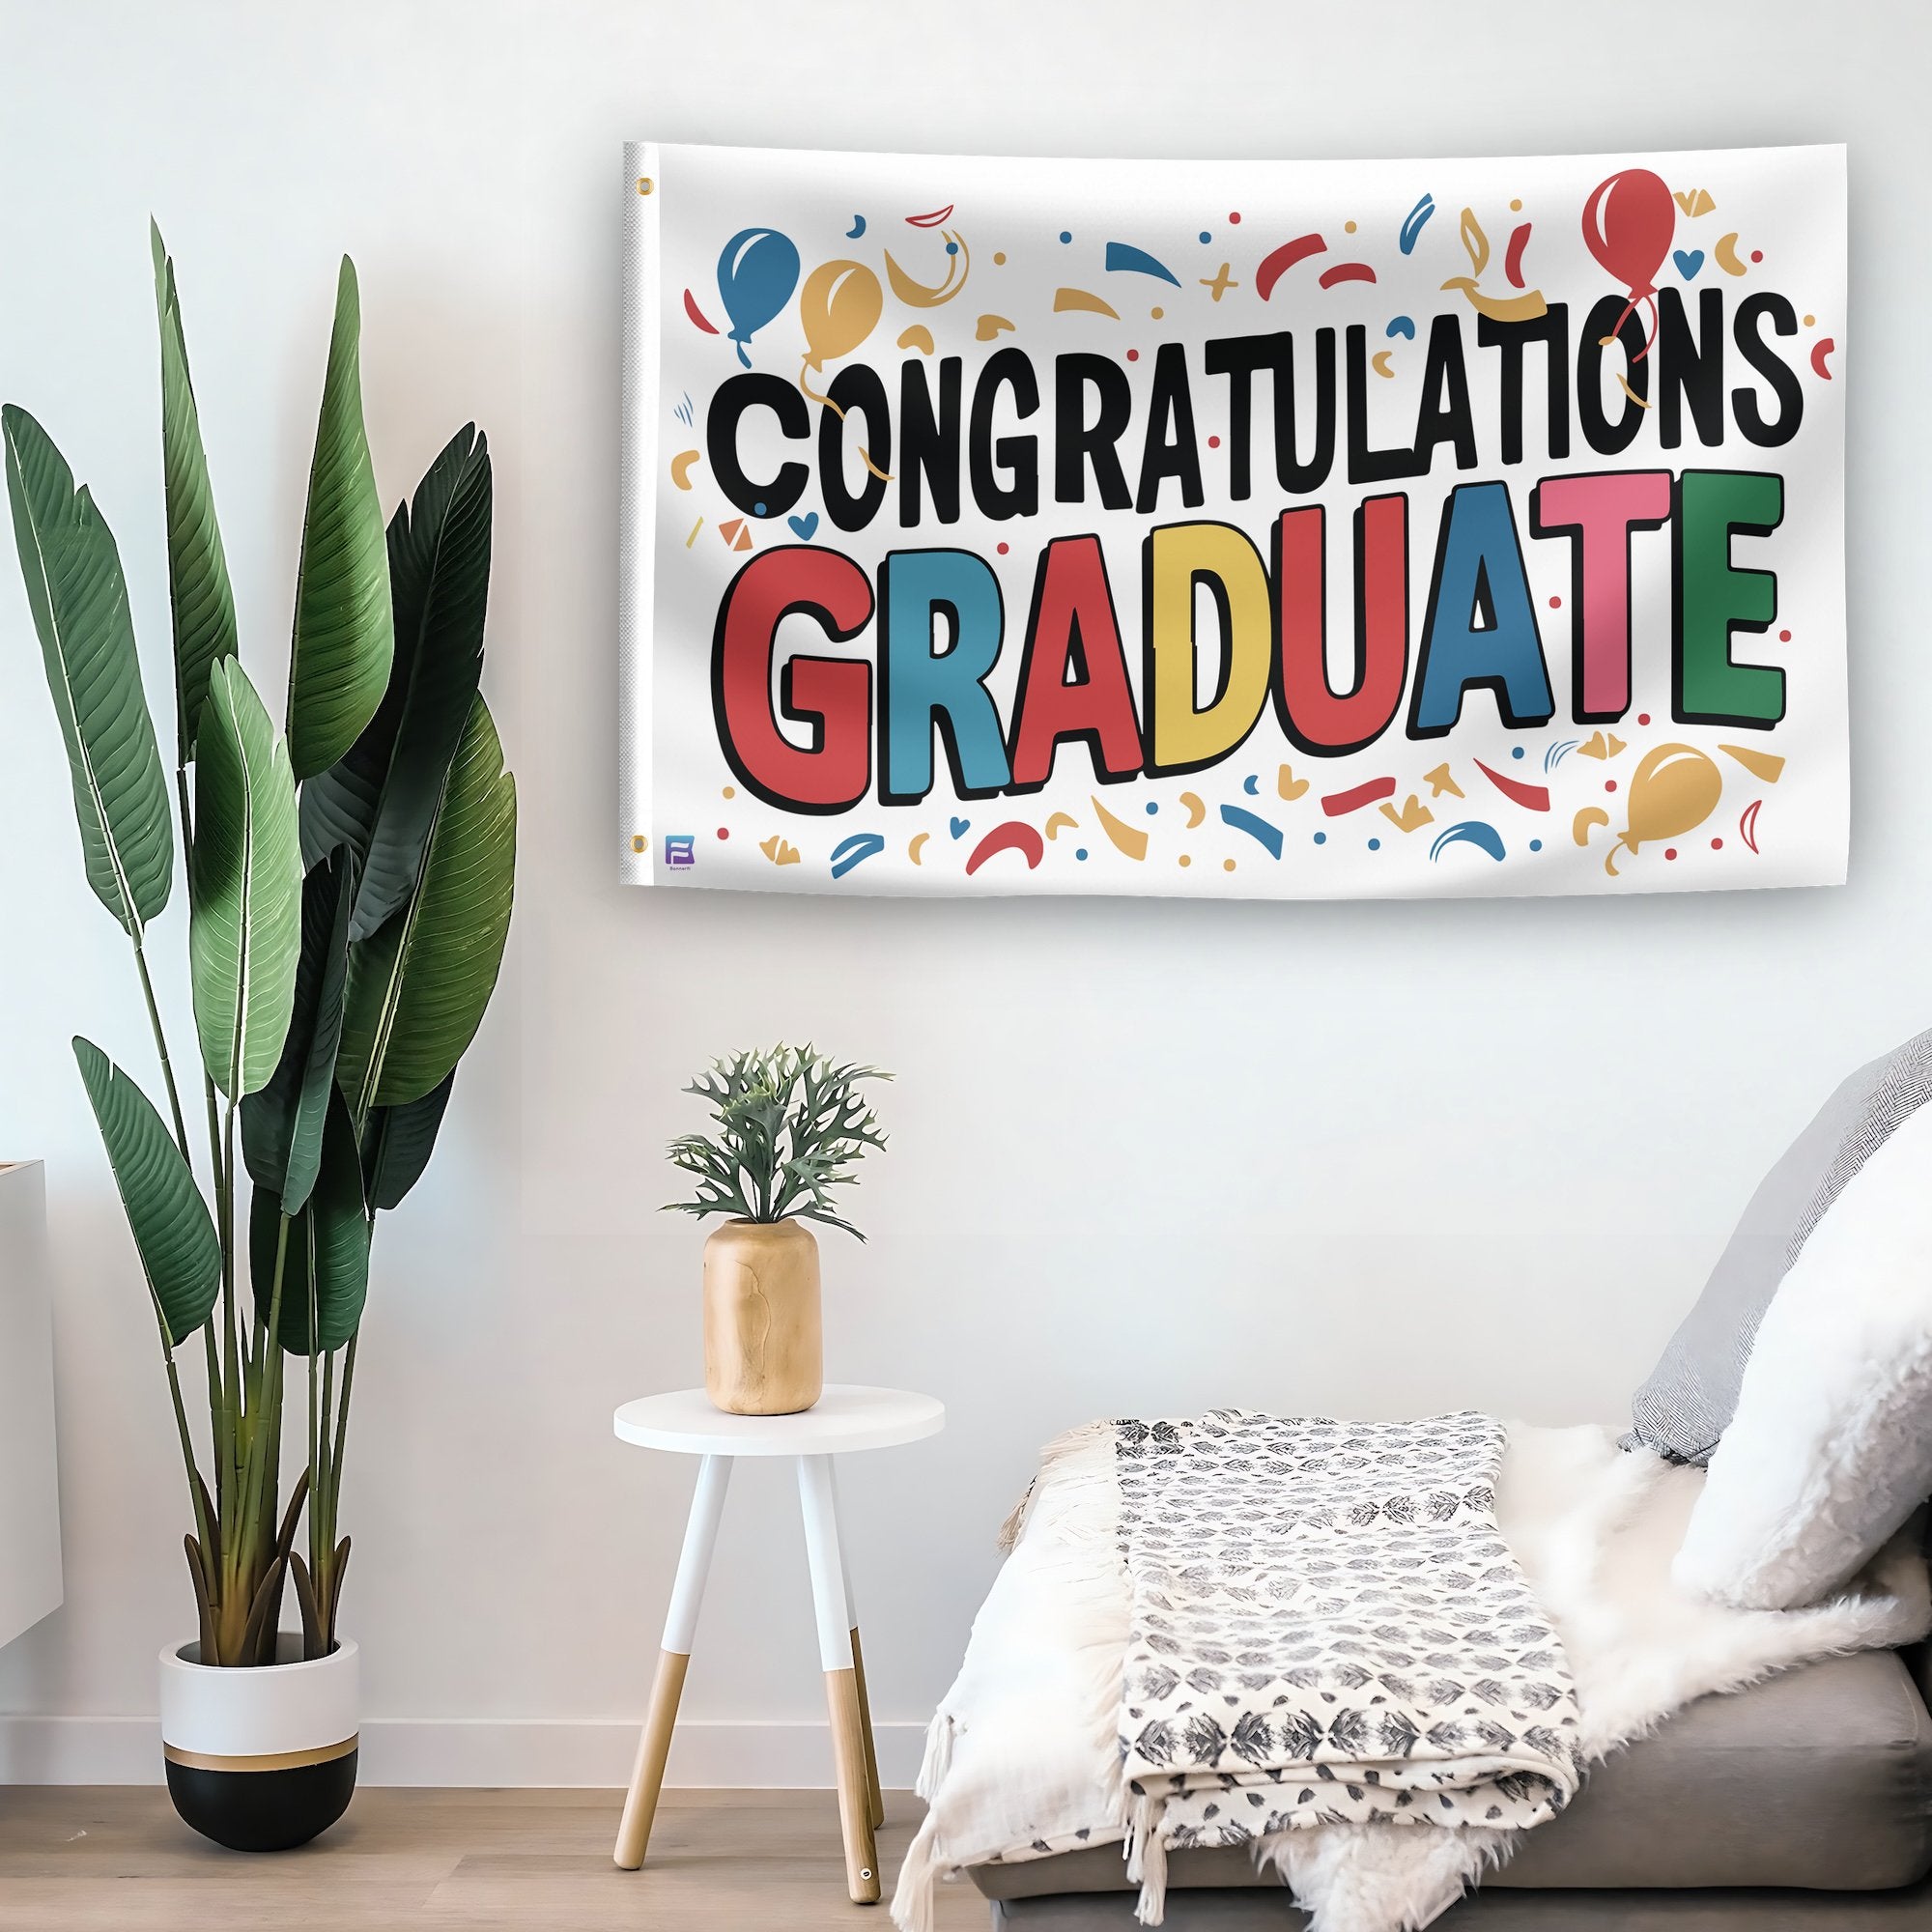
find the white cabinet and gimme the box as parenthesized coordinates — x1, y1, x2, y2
(0, 1162, 61, 1648)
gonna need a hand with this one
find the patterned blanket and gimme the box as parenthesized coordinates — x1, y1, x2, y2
(1114, 1411, 1583, 1914)
(895, 1420, 1929, 1932)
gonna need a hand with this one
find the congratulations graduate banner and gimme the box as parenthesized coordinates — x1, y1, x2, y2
(619, 142, 1846, 898)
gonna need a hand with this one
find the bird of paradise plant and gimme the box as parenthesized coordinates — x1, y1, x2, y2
(4, 226, 515, 1664)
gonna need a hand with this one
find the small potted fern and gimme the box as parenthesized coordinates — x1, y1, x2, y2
(666, 1046, 888, 1415)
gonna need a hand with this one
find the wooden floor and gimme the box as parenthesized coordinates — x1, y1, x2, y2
(0, 1787, 986, 1931)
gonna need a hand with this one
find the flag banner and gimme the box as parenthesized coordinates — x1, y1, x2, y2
(619, 142, 1845, 899)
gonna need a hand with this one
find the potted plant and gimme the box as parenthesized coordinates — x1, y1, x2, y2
(4, 226, 515, 1850)
(665, 1046, 889, 1415)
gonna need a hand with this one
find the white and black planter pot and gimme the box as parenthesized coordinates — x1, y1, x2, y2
(158, 1635, 358, 1852)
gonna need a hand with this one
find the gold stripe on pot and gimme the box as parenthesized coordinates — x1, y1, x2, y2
(163, 1735, 358, 1774)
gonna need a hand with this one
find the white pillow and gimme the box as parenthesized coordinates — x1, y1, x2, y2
(1673, 1099, 1932, 1610)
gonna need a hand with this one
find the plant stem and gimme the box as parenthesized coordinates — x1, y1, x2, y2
(239, 1215, 290, 1590)
(329, 1334, 355, 1527)
(162, 1350, 213, 1566)
(319, 1335, 355, 1652)
(219, 1098, 242, 1591)
(130, 938, 190, 1166)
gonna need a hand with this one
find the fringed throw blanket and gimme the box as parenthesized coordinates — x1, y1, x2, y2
(1110, 1412, 1582, 1918)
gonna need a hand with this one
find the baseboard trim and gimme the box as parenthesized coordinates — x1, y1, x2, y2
(0, 1715, 928, 1788)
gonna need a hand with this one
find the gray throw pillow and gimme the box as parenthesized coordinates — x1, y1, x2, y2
(1624, 1024, 1932, 1463)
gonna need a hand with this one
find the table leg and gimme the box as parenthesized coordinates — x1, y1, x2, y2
(797, 1454, 881, 1904)
(613, 1454, 732, 1870)
(828, 1461, 885, 1830)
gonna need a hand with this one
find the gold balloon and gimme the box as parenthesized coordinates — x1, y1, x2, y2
(1605, 743, 1722, 875)
(800, 259, 883, 373)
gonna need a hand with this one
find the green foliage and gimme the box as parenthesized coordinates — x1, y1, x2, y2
(242, 847, 355, 1214)
(287, 259, 393, 781)
(302, 424, 491, 939)
(6, 234, 513, 1665)
(3, 404, 174, 938)
(360, 1071, 455, 1211)
(665, 1045, 890, 1239)
(72, 1037, 220, 1348)
(152, 223, 238, 763)
(250, 1090, 369, 1356)
(188, 658, 304, 1099)
(337, 694, 517, 1114)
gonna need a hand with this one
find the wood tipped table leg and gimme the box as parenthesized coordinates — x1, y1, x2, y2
(828, 1463, 886, 1832)
(849, 1625, 885, 1831)
(798, 1453, 880, 1902)
(613, 1454, 731, 1869)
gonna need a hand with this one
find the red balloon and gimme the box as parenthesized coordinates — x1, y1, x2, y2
(1581, 169, 1676, 300)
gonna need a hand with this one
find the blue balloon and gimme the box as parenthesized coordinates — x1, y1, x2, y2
(716, 227, 801, 368)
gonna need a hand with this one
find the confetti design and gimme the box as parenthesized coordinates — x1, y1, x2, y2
(830, 833, 885, 879)
(1321, 777, 1398, 816)
(1380, 795, 1434, 834)
(1104, 242, 1181, 286)
(886, 233, 971, 306)
(1091, 794, 1149, 860)
(1719, 744, 1785, 783)
(1431, 820, 1507, 864)
(1054, 288, 1121, 319)
(1473, 759, 1550, 811)
(1255, 234, 1326, 299)
(1399, 194, 1435, 253)
(1219, 803, 1284, 858)
(964, 821, 1044, 874)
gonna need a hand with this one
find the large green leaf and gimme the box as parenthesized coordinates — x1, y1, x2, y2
(151, 223, 238, 763)
(242, 848, 354, 1213)
(360, 1069, 454, 1212)
(250, 1088, 369, 1355)
(338, 695, 515, 1115)
(73, 1037, 219, 1348)
(287, 257, 392, 781)
(3, 405, 174, 936)
(189, 658, 302, 1098)
(300, 425, 491, 940)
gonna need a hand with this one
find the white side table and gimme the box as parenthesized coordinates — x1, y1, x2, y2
(611, 1384, 945, 1903)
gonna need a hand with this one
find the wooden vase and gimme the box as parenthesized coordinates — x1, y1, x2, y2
(702, 1218, 823, 1415)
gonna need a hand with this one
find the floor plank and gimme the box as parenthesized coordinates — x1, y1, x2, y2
(0, 1787, 983, 1930)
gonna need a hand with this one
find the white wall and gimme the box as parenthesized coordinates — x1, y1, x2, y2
(1, 0, 1927, 1786)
